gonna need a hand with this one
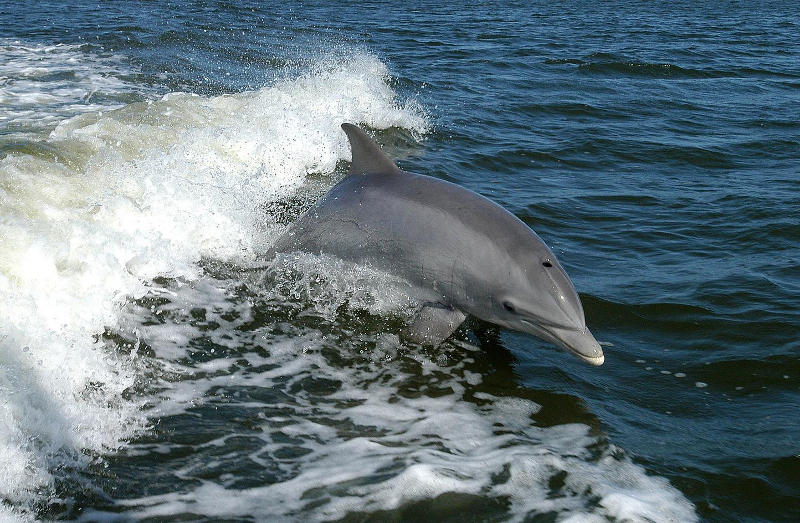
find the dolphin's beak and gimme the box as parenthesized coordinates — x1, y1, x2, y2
(548, 325, 605, 366)
(520, 320, 605, 365)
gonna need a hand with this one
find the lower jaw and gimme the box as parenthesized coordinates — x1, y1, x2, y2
(573, 351, 605, 366)
(519, 321, 604, 366)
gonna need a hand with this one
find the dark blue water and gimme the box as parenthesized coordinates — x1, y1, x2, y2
(1, 1, 798, 522)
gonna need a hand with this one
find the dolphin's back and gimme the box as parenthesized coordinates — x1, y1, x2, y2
(271, 169, 544, 306)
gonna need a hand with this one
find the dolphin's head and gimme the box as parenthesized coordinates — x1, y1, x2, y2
(480, 238, 604, 366)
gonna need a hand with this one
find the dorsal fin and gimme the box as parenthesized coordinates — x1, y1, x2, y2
(341, 123, 401, 176)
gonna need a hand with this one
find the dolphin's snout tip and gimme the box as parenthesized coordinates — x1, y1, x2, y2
(549, 325, 605, 366)
(580, 352, 605, 366)
(571, 328, 604, 366)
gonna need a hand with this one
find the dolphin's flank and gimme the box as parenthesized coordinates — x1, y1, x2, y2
(268, 123, 604, 366)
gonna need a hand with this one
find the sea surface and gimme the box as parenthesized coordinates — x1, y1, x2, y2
(1, 1, 798, 522)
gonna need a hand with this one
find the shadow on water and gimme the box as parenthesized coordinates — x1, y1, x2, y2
(464, 321, 602, 431)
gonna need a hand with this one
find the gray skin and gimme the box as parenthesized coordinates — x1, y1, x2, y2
(268, 123, 604, 365)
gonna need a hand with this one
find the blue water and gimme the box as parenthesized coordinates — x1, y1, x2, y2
(1, 1, 798, 522)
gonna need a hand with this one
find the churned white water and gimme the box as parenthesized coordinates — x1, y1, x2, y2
(71, 273, 697, 523)
(0, 41, 426, 522)
(0, 40, 147, 135)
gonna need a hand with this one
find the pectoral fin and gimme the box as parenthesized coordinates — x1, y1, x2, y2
(401, 304, 466, 346)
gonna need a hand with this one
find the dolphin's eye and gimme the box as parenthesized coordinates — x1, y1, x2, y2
(542, 260, 553, 268)
(503, 301, 516, 313)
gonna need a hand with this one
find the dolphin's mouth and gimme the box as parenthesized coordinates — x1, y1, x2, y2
(520, 319, 605, 366)
(571, 350, 605, 366)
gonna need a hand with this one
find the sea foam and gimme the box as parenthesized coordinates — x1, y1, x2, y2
(0, 43, 426, 521)
(0, 41, 147, 135)
(71, 274, 698, 523)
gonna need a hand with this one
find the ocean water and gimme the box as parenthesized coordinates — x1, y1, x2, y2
(1, 1, 798, 522)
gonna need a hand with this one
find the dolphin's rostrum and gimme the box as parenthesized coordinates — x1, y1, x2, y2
(268, 123, 604, 365)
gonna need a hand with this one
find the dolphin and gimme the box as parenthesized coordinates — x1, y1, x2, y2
(268, 123, 604, 365)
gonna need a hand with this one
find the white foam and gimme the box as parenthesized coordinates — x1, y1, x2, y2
(79, 277, 698, 523)
(0, 40, 147, 135)
(265, 252, 426, 321)
(0, 42, 426, 520)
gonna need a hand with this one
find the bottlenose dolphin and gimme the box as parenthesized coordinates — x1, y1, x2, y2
(268, 123, 604, 365)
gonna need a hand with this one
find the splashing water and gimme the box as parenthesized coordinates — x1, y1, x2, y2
(0, 44, 426, 521)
